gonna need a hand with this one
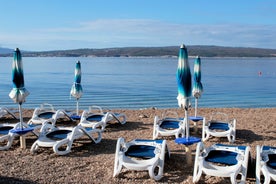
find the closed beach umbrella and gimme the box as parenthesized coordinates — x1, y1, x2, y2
(192, 56, 203, 117)
(9, 48, 29, 129)
(70, 61, 83, 115)
(176, 44, 192, 138)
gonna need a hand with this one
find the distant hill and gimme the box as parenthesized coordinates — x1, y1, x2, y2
(0, 47, 13, 54)
(1, 45, 276, 57)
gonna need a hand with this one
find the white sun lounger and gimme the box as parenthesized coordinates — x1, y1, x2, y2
(30, 120, 102, 155)
(193, 142, 250, 184)
(79, 106, 126, 132)
(256, 145, 276, 184)
(113, 138, 170, 181)
(153, 111, 186, 139)
(202, 112, 236, 143)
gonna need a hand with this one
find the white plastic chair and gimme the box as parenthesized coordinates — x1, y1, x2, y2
(153, 111, 186, 139)
(79, 106, 126, 132)
(113, 138, 170, 181)
(256, 145, 276, 184)
(30, 120, 102, 155)
(202, 112, 236, 143)
(193, 142, 250, 184)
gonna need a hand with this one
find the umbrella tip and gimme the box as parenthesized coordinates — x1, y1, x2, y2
(180, 44, 186, 49)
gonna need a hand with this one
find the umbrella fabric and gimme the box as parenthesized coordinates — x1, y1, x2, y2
(70, 61, 83, 100)
(192, 56, 203, 98)
(176, 44, 192, 109)
(9, 48, 29, 104)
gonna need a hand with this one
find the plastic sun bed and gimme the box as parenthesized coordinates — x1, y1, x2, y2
(256, 145, 276, 184)
(193, 142, 250, 184)
(79, 106, 126, 132)
(153, 111, 186, 139)
(113, 138, 170, 181)
(202, 112, 236, 143)
(30, 120, 102, 155)
(27, 103, 74, 133)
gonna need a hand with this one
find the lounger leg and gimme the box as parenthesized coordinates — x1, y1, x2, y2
(193, 142, 204, 183)
(255, 145, 261, 184)
(153, 116, 159, 139)
(113, 138, 124, 177)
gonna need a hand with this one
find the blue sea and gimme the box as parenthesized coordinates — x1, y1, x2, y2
(0, 57, 275, 110)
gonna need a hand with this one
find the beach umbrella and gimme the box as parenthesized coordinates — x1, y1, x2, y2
(192, 56, 203, 117)
(176, 44, 192, 138)
(9, 48, 30, 130)
(70, 61, 83, 115)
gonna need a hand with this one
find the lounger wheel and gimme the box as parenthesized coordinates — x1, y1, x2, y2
(91, 130, 102, 144)
(193, 142, 204, 183)
(149, 160, 163, 181)
(228, 134, 235, 143)
(30, 142, 38, 153)
(113, 137, 124, 177)
(0, 134, 15, 150)
(53, 139, 72, 155)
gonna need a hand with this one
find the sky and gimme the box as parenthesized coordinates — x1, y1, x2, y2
(1, 0, 276, 51)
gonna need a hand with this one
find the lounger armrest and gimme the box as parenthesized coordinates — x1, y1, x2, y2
(40, 103, 55, 111)
(89, 106, 103, 114)
(161, 111, 179, 120)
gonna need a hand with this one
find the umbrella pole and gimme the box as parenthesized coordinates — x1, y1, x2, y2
(195, 98, 198, 117)
(76, 99, 79, 116)
(185, 106, 189, 139)
(18, 103, 26, 149)
(18, 103, 23, 130)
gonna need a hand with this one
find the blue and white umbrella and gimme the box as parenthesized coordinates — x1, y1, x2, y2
(176, 44, 192, 138)
(192, 56, 203, 117)
(9, 48, 29, 129)
(70, 61, 83, 115)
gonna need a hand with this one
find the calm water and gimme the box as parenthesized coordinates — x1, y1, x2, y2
(0, 57, 275, 110)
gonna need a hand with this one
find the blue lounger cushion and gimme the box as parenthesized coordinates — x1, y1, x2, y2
(86, 114, 104, 122)
(0, 126, 14, 134)
(160, 120, 180, 129)
(205, 144, 247, 165)
(126, 139, 163, 159)
(209, 122, 229, 131)
(38, 112, 55, 119)
(46, 130, 72, 140)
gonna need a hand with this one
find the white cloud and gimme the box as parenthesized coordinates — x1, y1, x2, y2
(1, 19, 276, 50)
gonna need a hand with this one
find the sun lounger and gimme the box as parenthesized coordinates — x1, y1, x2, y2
(113, 138, 170, 181)
(256, 145, 276, 184)
(27, 103, 74, 133)
(153, 111, 186, 139)
(79, 106, 126, 132)
(202, 112, 236, 143)
(193, 142, 250, 184)
(30, 120, 102, 155)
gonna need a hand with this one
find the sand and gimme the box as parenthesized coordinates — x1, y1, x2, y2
(0, 107, 275, 184)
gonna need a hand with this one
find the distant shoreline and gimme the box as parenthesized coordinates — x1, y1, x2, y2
(1, 45, 276, 57)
